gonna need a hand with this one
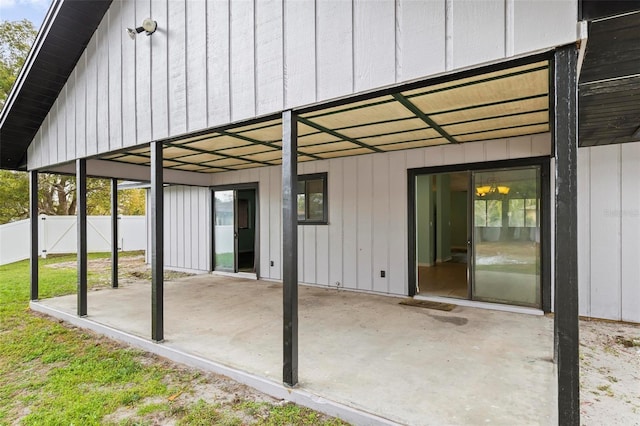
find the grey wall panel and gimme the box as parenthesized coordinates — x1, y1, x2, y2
(207, 0, 231, 127)
(135, 0, 152, 144)
(388, 151, 407, 295)
(396, 0, 445, 81)
(353, 0, 396, 92)
(328, 158, 344, 288)
(255, 0, 284, 115)
(620, 143, 640, 323)
(107, 2, 123, 151)
(284, 0, 316, 108)
(168, 0, 187, 136)
(56, 95, 66, 162)
(513, 1, 576, 56)
(186, 0, 208, 132)
(342, 156, 358, 288)
(121, 0, 137, 147)
(97, 18, 110, 154)
(577, 142, 640, 323)
(230, 0, 256, 121)
(86, 34, 99, 156)
(65, 83, 76, 161)
(372, 154, 390, 293)
(47, 104, 57, 165)
(150, 0, 169, 140)
(451, 0, 505, 69)
(577, 148, 591, 317)
(161, 185, 211, 272)
(316, 0, 352, 102)
(268, 166, 282, 279)
(589, 146, 622, 320)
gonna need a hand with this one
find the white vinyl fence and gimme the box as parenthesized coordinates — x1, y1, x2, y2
(0, 215, 146, 265)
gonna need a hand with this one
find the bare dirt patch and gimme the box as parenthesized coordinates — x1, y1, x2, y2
(580, 319, 640, 425)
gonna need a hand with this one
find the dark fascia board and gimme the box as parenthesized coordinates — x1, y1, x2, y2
(0, 0, 113, 171)
(580, 0, 640, 21)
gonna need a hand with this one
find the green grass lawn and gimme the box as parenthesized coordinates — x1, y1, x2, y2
(0, 253, 346, 425)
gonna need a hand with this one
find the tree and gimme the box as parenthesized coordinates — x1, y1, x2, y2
(0, 19, 37, 108)
(0, 20, 146, 224)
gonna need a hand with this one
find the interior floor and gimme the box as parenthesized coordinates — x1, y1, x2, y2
(418, 261, 468, 299)
(237, 252, 255, 272)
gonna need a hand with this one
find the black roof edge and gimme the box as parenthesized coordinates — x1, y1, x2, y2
(0, 0, 113, 171)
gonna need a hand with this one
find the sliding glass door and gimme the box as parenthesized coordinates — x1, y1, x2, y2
(415, 165, 542, 308)
(472, 167, 541, 307)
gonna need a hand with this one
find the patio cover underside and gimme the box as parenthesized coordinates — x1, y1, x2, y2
(99, 60, 550, 172)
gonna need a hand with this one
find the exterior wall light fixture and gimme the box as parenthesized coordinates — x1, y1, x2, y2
(127, 18, 157, 39)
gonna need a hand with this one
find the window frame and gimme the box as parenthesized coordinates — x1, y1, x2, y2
(297, 172, 328, 225)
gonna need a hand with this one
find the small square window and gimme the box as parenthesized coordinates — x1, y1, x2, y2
(297, 173, 328, 224)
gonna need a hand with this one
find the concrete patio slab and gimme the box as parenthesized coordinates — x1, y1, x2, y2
(32, 274, 557, 425)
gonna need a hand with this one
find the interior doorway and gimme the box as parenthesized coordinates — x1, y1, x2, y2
(414, 165, 544, 309)
(416, 171, 469, 299)
(212, 184, 258, 275)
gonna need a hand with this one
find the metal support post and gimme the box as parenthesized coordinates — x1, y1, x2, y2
(282, 110, 299, 387)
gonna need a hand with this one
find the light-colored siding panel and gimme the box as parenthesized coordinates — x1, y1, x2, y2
(108, 2, 123, 150)
(342, 156, 358, 288)
(388, 151, 407, 294)
(151, 0, 169, 140)
(396, 0, 445, 81)
(513, 1, 577, 56)
(182, 189, 191, 268)
(620, 143, 640, 322)
(168, 0, 187, 135)
(65, 82, 76, 160)
(284, 0, 316, 108)
(577, 147, 591, 317)
(269, 166, 282, 279)
(356, 155, 373, 291)
(531, 133, 552, 156)
(230, 0, 256, 120)
(328, 158, 344, 287)
(255, 0, 284, 115)
(316, 0, 352, 101)
(484, 138, 508, 161)
(259, 167, 271, 278)
(507, 136, 533, 159)
(463, 141, 485, 163)
(207, 0, 231, 126)
(451, 0, 505, 69)
(56, 92, 66, 162)
(135, 0, 152, 144)
(589, 145, 621, 320)
(443, 143, 465, 165)
(96, 18, 110, 154)
(303, 226, 316, 284)
(74, 63, 87, 158)
(47, 105, 57, 165)
(121, 0, 137, 147)
(186, 0, 208, 131)
(424, 146, 444, 167)
(372, 154, 390, 293)
(85, 35, 98, 157)
(353, 0, 396, 92)
(316, 225, 329, 286)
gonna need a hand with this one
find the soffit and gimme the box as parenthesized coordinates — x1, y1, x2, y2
(578, 11, 640, 146)
(103, 59, 550, 173)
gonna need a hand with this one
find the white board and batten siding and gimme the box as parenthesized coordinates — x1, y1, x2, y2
(26, 0, 576, 170)
(159, 135, 550, 295)
(577, 142, 640, 323)
(158, 186, 211, 273)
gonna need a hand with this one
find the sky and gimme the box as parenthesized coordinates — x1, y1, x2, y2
(0, 0, 51, 29)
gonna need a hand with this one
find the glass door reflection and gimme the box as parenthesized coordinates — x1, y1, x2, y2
(472, 167, 541, 307)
